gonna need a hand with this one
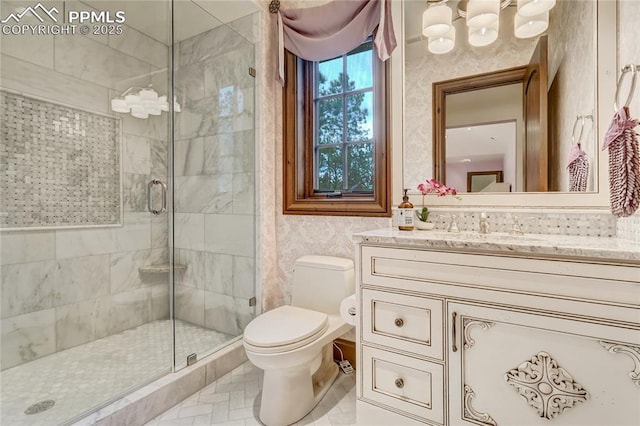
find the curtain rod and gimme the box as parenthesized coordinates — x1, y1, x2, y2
(269, 0, 280, 13)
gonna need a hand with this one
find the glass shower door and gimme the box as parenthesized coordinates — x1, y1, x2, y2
(171, 2, 258, 369)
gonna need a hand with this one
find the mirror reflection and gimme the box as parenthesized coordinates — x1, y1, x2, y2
(403, 0, 597, 193)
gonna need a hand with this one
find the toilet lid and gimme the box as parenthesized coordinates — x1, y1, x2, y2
(244, 305, 328, 349)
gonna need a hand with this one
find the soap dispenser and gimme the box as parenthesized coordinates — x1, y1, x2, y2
(398, 189, 414, 231)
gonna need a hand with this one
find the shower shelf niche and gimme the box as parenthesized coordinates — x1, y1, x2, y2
(138, 264, 187, 274)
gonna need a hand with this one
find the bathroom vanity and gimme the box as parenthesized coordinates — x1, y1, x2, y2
(354, 229, 640, 425)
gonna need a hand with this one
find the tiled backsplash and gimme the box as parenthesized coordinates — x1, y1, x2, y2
(0, 90, 121, 229)
(393, 207, 617, 238)
(617, 213, 640, 243)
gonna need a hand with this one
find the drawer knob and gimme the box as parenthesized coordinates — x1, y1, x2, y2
(395, 378, 404, 389)
(394, 318, 404, 327)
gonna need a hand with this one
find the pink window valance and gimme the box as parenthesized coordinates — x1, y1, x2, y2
(276, 0, 397, 85)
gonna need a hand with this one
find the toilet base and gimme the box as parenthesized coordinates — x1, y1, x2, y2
(258, 344, 339, 426)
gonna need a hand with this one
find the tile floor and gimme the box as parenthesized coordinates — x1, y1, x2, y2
(147, 362, 357, 426)
(1, 320, 233, 426)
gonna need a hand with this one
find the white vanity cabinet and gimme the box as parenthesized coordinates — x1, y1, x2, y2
(355, 243, 640, 426)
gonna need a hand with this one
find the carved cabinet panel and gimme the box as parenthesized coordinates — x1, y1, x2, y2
(447, 303, 640, 426)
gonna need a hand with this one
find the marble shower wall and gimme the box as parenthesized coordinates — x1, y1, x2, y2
(0, 0, 170, 370)
(615, 0, 640, 243)
(173, 13, 258, 336)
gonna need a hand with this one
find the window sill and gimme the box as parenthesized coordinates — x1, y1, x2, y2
(283, 196, 391, 217)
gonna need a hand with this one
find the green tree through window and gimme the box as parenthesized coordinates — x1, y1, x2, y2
(281, 36, 389, 217)
(315, 39, 374, 193)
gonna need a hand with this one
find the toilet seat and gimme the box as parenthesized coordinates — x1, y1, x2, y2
(244, 305, 329, 354)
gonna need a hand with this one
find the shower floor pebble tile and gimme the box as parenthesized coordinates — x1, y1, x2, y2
(147, 362, 356, 426)
(1, 320, 233, 426)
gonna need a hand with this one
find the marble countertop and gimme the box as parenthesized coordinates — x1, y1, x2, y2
(354, 228, 640, 263)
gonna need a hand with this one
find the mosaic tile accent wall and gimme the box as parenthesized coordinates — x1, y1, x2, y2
(0, 90, 121, 229)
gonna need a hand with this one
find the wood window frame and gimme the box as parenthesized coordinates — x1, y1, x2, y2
(282, 48, 391, 217)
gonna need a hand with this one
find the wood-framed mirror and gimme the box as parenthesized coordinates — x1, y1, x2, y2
(433, 36, 549, 193)
(434, 66, 526, 192)
(399, 0, 616, 206)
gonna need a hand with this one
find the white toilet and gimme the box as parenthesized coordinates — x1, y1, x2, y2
(243, 255, 354, 426)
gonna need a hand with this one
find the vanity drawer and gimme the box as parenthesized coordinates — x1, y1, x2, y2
(362, 289, 443, 360)
(362, 345, 444, 424)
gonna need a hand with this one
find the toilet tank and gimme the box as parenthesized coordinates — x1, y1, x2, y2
(291, 255, 354, 315)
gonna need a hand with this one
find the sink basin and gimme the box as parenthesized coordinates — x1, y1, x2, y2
(420, 231, 543, 243)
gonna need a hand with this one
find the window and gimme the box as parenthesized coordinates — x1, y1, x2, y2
(283, 38, 391, 217)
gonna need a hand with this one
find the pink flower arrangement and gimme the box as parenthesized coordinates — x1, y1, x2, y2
(417, 179, 458, 197)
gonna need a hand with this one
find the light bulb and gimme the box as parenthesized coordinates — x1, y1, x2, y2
(514, 11, 549, 38)
(467, 0, 500, 27)
(422, 4, 452, 38)
(517, 0, 556, 17)
(125, 94, 142, 107)
(428, 27, 456, 54)
(139, 88, 158, 102)
(469, 20, 499, 46)
(110, 98, 130, 113)
(147, 107, 162, 116)
(130, 105, 149, 119)
(143, 100, 159, 110)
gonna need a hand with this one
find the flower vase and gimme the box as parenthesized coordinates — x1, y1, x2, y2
(415, 220, 435, 230)
(414, 209, 435, 230)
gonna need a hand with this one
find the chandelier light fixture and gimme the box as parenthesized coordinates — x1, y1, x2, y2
(422, 0, 555, 55)
(110, 86, 181, 119)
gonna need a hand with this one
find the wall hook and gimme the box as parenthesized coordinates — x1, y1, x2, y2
(614, 64, 640, 111)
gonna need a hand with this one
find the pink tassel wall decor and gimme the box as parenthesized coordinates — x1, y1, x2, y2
(602, 107, 640, 217)
(567, 144, 589, 192)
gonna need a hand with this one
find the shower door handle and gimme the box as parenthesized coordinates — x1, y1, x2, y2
(148, 179, 167, 215)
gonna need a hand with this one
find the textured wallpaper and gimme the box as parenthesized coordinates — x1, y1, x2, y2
(615, 0, 640, 242)
(259, 0, 390, 311)
(256, 1, 280, 311)
(547, 0, 596, 192)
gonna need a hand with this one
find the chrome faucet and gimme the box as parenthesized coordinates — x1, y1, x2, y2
(447, 214, 460, 233)
(479, 212, 490, 234)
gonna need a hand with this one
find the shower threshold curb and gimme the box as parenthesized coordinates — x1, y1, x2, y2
(71, 339, 247, 426)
